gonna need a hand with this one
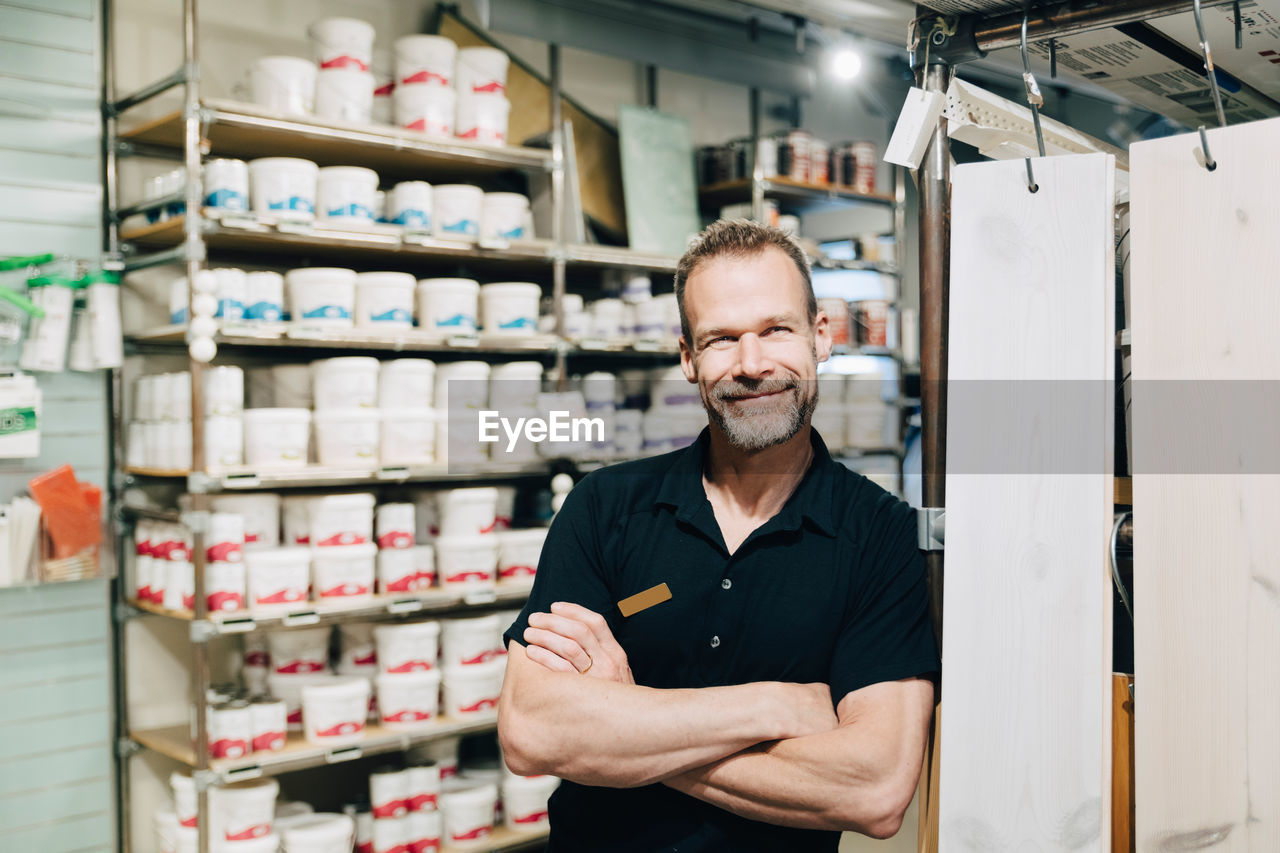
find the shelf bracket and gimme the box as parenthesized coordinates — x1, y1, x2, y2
(192, 769, 218, 792)
(187, 471, 221, 495)
(116, 737, 142, 760)
(918, 507, 946, 551)
(190, 619, 218, 643)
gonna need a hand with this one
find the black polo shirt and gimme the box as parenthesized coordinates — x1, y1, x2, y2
(503, 428, 939, 852)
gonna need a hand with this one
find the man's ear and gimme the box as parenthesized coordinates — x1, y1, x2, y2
(679, 336, 697, 383)
(813, 310, 833, 364)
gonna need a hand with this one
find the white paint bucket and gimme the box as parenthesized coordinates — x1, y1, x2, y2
(281, 495, 313, 545)
(455, 93, 509, 145)
(267, 673, 332, 731)
(243, 271, 284, 322)
(355, 272, 415, 327)
(488, 361, 543, 411)
(651, 364, 698, 408)
(214, 267, 247, 320)
(249, 56, 316, 116)
(372, 62, 394, 126)
(394, 83, 454, 138)
(249, 698, 287, 752)
(379, 358, 435, 409)
(440, 783, 497, 849)
(372, 814, 411, 853)
(502, 774, 558, 831)
(245, 547, 310, 608)
(479, 192, 530, 241)
(437, 536, 498, 591)
(377, 670, 442, 728)
(496, 528, 546, 582)
(312, 543, 377, 599)
(280, 812, 355, 853)
(285, 267, 356, 327)
(163, 556, 194, 612)
(309, 493, 376, 547)
(480, 282, 541, 335)
(395, 35, 457, 86)
(203, 158, 249, 211)
(431, 185, 483, 241)
(308, 18, 375, 71)
(313, 408, 381, 466)
(203, 365, 244, 417)
(211, 493, 280, 549)
(416, 279, 479, 334)
(337, 622, 376, 670)
(243, 408, 311, 468)
(312, 356, 380, 410)
(590, 298, 626, 339)
(156, 809, 181, 851)
(440, 614, 504, 667)
(388, 181, 433, 231)
(634, 298, 666, 339)
(493, 486, 516, 530)
(312, 68, 373, 125)
(208, 702, 253, 759)
(377, 547, 417, 594)
(301, 678, 369, 745)
(457, 47, 509, 95)
(375, 621, 441, 673)
(248, 157, 318, 221)
(375, 503, 415, 549)
(268, 627, 330, 675)
(408, 810, 442, 851)
(380, 408, 437, 466)
(171, 772, 197, 827)
(407, 764, 442, 812)
(351, 810, 373, 853)
(205, 511, 245, 566)
(370, 767, 411, 819)
(438, 487, 498, 536)
(204, 560, 246, 612)
(316, 166, 379, 224)
(212, 777, 279, 841)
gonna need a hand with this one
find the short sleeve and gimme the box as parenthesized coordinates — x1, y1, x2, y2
(827, 494, 940, 705)
(503, 473, 619, 650)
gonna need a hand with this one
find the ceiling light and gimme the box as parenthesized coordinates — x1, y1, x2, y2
(831, 47, 862, 81)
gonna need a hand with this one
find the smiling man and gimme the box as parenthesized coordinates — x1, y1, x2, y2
(497, 219, 939, 852)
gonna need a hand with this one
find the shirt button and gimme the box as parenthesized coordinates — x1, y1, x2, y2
(710, 635, 721, 648)
(721, 578, 732, 590)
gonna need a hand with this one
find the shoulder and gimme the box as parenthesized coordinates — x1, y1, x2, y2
(828, 463, 917, 547)
(562, 447, 687, 521)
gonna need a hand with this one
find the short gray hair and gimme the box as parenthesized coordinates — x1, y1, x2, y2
(673, 219, 815, 348)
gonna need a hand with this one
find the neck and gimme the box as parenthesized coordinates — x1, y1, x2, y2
(702, 424, 815, 517)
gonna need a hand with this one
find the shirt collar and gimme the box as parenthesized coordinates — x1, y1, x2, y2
(654, 427, 838, 537)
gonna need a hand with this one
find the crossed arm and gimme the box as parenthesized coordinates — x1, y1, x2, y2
(496, 602, 935, 839)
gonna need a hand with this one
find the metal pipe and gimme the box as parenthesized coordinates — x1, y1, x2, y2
(918, 61, 950, 651)
(975, 0, 1235, 51)
(109, 67, 187, 116)
(549, 43, 568, 392)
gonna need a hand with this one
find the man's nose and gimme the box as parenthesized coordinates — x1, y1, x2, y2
(734, 333, 773, 379)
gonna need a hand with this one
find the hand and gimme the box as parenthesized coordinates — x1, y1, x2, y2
(522, 601, 635, 684)
(776, 682, 840, 740)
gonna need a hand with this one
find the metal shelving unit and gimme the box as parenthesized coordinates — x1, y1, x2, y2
(101, 3, 683, 851)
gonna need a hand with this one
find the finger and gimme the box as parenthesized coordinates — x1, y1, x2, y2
(524, 642, 577, 673)
(550, 601, 626, 657)
(523, 626, 592, 672)
(528, 611, 597, 653)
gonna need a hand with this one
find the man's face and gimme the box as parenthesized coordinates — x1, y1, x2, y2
(679, 247, 831, 452)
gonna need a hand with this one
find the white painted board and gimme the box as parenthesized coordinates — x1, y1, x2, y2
(942, 153, 1115, 851)
(1131, 116, 1280, 852)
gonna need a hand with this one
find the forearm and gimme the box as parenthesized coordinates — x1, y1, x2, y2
(664, 729, 900, 834)
(499, 653, 791, 788)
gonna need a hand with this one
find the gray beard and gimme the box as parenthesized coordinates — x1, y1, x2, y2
(703, 377, 818, 452)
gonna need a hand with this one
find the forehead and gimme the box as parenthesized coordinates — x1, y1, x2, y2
(684, 247, 807, 328)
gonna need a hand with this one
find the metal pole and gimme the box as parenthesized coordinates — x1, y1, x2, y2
(549, 43, 568, 392)
(974, 0, 1234, 50)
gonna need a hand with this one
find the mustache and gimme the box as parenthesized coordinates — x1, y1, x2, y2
(711, 377, 802, 401)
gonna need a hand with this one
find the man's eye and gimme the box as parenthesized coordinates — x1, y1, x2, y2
(707, 336, 734, 347)
(763, 326, 789, 336)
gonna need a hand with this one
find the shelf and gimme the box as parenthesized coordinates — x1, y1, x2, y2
(127, 323, 562, 357)
(121, 215, 557, 273)
(120, 98, 552, 179)
(564, 244, 680, 274)
(127, 579, 534, 633)
(124, 460, 563, 491)
(449, 825, 549, 853)
(133, 713, 502, 782)
(571, 337, 681, 356)
(699, 177, 896, 213)
(810, 256, 900, 275)
(830, 344, 902, 359)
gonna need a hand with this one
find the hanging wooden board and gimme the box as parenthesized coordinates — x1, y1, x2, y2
(1130, 116, 1280, 852)
(942, 153, 1115, 850)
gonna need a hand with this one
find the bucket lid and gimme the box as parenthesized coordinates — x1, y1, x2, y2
(312, 356, 380, 371)
(301, 677, 370, 700)
(482, 192, 529, 207)
(281, 813, 356, 844)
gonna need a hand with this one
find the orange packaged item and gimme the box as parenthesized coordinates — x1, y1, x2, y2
(28, 464, 101, 558)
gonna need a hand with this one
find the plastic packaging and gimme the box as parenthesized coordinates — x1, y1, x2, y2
(479, 282, 540, 335)
(313, 408, 380, 466)
(416, 279, 479, 335)
(242, 408, 311, 468)
(285, 268, 356, 328)
(248, 158, 318, 221)
(314, 69, 374, 124)
(311, 357, 380, 409)
(431, 185, 483, 241)
(316, 166, 379, 225)
(301, 678, 370, 745)
(374, 621, 441, 673)
(355, 272, 415, 327)
(248, 56, 316, 116)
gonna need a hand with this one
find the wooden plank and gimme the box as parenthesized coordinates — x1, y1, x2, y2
(0, 775, 111, 828)
(1112, 674, 1134, 853)
(0, 708, 110, 761)
(5, 810, 113, 853)
(1130, 116, 1280, 852)
(0, 7, 96, 51)
(0, 38, 96, 89)
(0, 673, 110, 723)
(0, 742, 110, 796)
(941, 153, 1114, 849)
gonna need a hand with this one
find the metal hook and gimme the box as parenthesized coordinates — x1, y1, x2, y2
(1192, 0, 1227, 128)
(1198, 126, 1217, 171)
(1019, 5, 1046, 192)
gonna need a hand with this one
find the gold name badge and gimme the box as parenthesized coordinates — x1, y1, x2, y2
(617, 583, 672, 618)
